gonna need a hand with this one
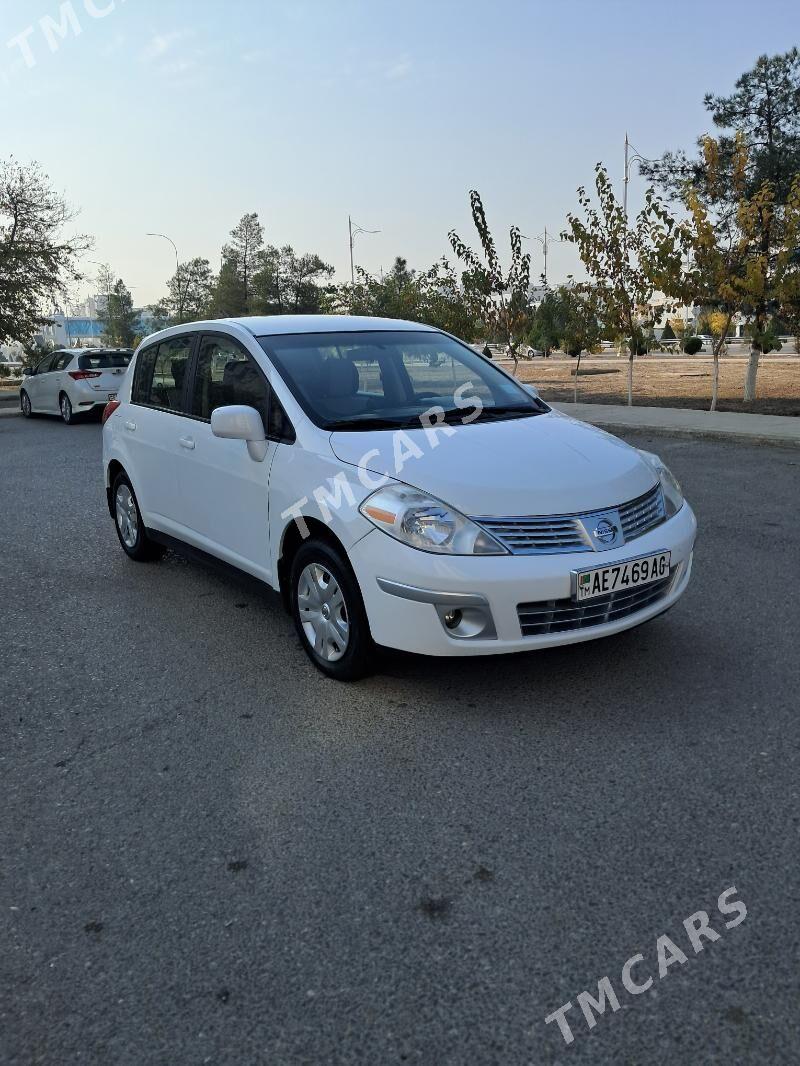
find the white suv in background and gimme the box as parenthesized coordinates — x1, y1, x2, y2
(102, 315, 696, 680)
(20, 348, 132, 424)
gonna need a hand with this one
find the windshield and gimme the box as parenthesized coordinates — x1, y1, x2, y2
(257, 330, 546, 430)
(78, 352, 132, 370)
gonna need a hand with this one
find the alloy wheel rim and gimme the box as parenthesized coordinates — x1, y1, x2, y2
(61, 396, 71, 421)
(22, 393, 30, 415)
(115, 484, 139, 548)
(297, 563, 350, 662)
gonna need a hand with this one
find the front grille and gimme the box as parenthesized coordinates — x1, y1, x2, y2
(473, 517, 587, 553)
(517, 571, 674, 636)
(618, 484, 665, 539)
(472, 483, 665, 555)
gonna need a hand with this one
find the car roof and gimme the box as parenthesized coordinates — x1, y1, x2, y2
(229, 314, 438, 337)
(134, 315, 441, 351)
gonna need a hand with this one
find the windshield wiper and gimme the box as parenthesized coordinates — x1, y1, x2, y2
(470, 404, 542, 422)
(324, 416, 419, 431)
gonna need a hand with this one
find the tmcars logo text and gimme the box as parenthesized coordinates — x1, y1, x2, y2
(544, 886, 747, 1046)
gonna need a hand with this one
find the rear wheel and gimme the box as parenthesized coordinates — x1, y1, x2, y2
(290, 539, 373, 680)
(112, 473, 165, 562)
(20, 390, 32, 417)
(59, 393, 75, 425)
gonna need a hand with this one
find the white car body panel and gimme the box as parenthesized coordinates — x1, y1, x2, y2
(329, 413, 656, 517)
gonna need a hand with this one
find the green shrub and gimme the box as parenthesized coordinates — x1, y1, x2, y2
(660, 321, 676, 340)
(683, 336, 703, 354)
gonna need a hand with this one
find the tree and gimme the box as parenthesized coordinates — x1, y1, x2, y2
(669, 316, 688, 344)
(660, 320, 676, 340)
(251, 245, 334, 315)
(526, 289, 563, 356)
(563, 165, 690, 405)
(161, 257, 215, 323)
(641, 51, 800, 400)
(98, 277, 137, 347)
(683, 134, 800, 403)
(419, 258, 481, 340)
(0, 157, 90, 343)
(778, 247, 800, 351)
(448, 190, 532, 374)
(224, 212, 264, 312)
(209, 251, 247, 318)
(642, 50, 800, 205)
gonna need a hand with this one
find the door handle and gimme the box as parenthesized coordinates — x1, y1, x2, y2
(124, 420, 136, 431)
(179, 436, 195, 450)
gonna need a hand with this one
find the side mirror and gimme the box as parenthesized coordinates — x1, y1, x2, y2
(23, 366, 34, 376)
(211, 404, 267, 461)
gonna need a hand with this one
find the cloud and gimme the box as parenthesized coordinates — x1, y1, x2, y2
(384, 56, 412, 81)
(139, 30, 192, 64)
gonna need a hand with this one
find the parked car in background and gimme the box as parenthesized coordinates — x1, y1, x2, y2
(20, 348, 133, 423)
(102, 315, 696, 681)
(0, 352, 24, 375)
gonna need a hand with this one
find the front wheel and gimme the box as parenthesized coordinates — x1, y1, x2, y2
(20, 390, 33, 417)
(112, 473, 165, 562)
(290, 539, 373, 680)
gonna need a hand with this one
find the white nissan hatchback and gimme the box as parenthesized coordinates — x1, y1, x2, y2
(102, 316, 696, 680)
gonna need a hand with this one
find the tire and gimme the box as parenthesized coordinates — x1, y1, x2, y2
(20, 390, 33, 417)
(111, 473, 165, 562)
(59, 392, 76, 425)
(290, 538, 373, 681)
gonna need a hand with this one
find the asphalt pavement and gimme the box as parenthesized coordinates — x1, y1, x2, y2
(1, 413, 798, 1064)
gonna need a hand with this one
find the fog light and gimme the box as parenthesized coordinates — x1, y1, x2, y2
(443, 609, 462, 629)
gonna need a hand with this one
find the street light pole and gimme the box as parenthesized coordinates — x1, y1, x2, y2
(348, 215, 380, 288)
(522, 228, 563, 289)
(146, 232, 181, 317)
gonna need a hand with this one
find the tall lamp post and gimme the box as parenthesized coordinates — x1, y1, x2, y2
(522, 227, 564, 289)
(348, 216, 380, 287)
(622, 133, 660, 222)
(146, 232, 181, 318)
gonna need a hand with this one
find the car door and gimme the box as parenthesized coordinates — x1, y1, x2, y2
(175, 333, 284, 582)
(47, 351, 74, 411)
(124, 333, 196, 532)
(26, 353, 57, 410)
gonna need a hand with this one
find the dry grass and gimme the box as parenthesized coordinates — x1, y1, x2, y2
(512, 355, 800, 417)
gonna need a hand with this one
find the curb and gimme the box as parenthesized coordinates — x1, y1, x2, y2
(568, 419, 800, 448)
(552, 403, 800, 447)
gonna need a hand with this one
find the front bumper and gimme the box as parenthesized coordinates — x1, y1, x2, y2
(348, 503, 697, 656)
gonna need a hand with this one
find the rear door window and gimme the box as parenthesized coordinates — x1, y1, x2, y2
(36, 354, 57, 375)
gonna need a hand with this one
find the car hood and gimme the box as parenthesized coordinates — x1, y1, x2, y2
(329, 411, 657, 516)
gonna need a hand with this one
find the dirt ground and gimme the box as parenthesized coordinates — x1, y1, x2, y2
(511, 354, 800, 416)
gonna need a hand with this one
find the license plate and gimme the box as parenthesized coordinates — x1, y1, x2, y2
(108, 392, 117, 400)
(574, 551, 671, 602)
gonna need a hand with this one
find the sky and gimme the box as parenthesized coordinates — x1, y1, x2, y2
(2, 0, 799, 308)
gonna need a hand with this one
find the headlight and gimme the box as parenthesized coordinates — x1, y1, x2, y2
(359, 484, 508, 555)
(638, 450, 684, 517)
